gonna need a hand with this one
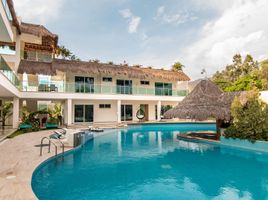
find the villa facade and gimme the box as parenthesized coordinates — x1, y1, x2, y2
(0, 0, 190, 128)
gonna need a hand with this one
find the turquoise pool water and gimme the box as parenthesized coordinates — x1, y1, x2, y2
(32, 123, 268, 200)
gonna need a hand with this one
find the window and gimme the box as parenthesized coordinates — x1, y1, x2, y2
(75, 76, 94, 93)
(140, 80, 150, 85)
(74, 105, 94, 122)
(155, 105, 173, 119)
(116, 79, 132, 94)
(102, 77, 112, 82)
(0, 44, 15, 55)
(121, 105, 133, 121)
(99, 104, 111, 108)
(155, 82, 172, 96)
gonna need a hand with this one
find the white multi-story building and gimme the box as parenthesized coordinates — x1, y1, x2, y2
(0, 0, 190, 128)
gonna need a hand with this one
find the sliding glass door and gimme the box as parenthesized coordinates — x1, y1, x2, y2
(121, 105, 133, 121)
(116, 80, 132, 94)
(75, 76, 94, 93)
(74, 105, 94, 122)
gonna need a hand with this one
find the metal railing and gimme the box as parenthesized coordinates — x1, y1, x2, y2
(40, 137, 65, 156)
(1, 0, 12, 21)
(21, 50, 52, 63)
(40, 137, 57, 156)
(21, 81, 188, 97)
(0, 56, 20, 87)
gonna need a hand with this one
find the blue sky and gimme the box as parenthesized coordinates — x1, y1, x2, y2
(14, 0, 268, 79)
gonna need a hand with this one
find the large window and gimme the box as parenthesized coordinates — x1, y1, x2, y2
(155, 105, 173, 120)
(116, 80, 132, 94)
(74, 105, 94, 122)
(75, 76, 94, 93)
(155, 82, 172, 96)
(121, 105, 133, 121)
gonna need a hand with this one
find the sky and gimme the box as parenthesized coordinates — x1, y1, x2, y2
(13, 0, 268, 80)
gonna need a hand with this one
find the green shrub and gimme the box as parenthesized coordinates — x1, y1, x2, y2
(225, 90, 268, 141)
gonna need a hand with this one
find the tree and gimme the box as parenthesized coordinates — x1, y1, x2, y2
(0, 102, 13, 127)
(224, 74, 263, 92)
(257, 59, 268, 89)
(172, 62, 184, 71)
(225, 90, 268, 141)
(212, 54, 259, 91)
(57, 45, 79, 60)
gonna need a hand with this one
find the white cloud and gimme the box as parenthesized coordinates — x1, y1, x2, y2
(119, 9, 141, 33)
(13, 0, 63, 24)
(155, 6, 196, 25)
(180, 0, 268, 79)
(119, 9, 132, 18)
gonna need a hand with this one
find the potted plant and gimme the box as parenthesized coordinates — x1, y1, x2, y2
(19, 106, 33, 130)
(46, 103, 62, 129)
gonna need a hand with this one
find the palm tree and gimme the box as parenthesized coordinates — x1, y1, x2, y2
(172, 62, 184, 71)
(0, 102, 13, 127)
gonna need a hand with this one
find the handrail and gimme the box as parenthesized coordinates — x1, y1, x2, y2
(20, 80, 189, 96)
(55, 137, 65, 155)
(40, 137, 58, 156)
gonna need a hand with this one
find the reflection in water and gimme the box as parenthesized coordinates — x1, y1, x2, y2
(32, 124, 268, 200)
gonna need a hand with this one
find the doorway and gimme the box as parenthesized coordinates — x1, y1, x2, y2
(140, 104, 149, 121)
(74, 105, 94, 123)
(121, 105, 133, 121)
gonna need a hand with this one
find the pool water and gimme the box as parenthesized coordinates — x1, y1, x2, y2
(32, 123, 268, 200)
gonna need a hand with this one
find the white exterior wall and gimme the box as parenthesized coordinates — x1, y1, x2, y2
(260, 91, 268, 103)
(72, 100, 118, 123)
(66, 73, 179, 90)
(70, 99, 178, 124)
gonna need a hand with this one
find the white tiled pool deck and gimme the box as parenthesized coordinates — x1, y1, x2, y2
(0, 130, 72, 200)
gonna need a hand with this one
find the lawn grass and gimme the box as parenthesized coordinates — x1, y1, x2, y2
(7, 128, 59, 139)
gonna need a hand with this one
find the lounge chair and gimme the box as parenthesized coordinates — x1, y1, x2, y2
(88, 126, 104, 132)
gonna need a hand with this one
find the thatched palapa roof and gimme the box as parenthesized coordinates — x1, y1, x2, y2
(20, 22, 58, 47)
(164, 79, 245, 121)
(18, 59, 190, 81)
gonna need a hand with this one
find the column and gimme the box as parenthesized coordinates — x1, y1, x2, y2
(117, 100, 121, 123)
(12, 97, 19, 129)
(64, 99, 72, 126)
(157, 100, 161, 121)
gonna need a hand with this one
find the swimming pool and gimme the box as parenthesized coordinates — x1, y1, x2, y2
(32, 123, 268, 200)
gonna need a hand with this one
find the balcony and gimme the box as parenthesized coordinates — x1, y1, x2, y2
(1, 0, 12, 21)
(21, 82, 188, 97)
(21, 50, 52, 63)
(0, 0, 13, 42)
(0, 56, 19, 87)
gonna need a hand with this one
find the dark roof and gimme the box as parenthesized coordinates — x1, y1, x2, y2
(18, 59, 190, 81)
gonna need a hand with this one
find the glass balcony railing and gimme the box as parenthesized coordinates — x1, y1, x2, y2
(1, 0, 12, 21)
(0, 56, 20, 87)
(21, 50, 53, 63)
(21, 81, 188, 97)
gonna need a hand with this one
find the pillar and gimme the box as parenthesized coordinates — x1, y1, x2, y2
(117, 100, 121, 123)
(157, 100, 161, 121)
(64, 99, 72, 126)
(12, 97, 19, 129)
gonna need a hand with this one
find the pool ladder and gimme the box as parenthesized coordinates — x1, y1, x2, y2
(40, 137, 65, 157)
